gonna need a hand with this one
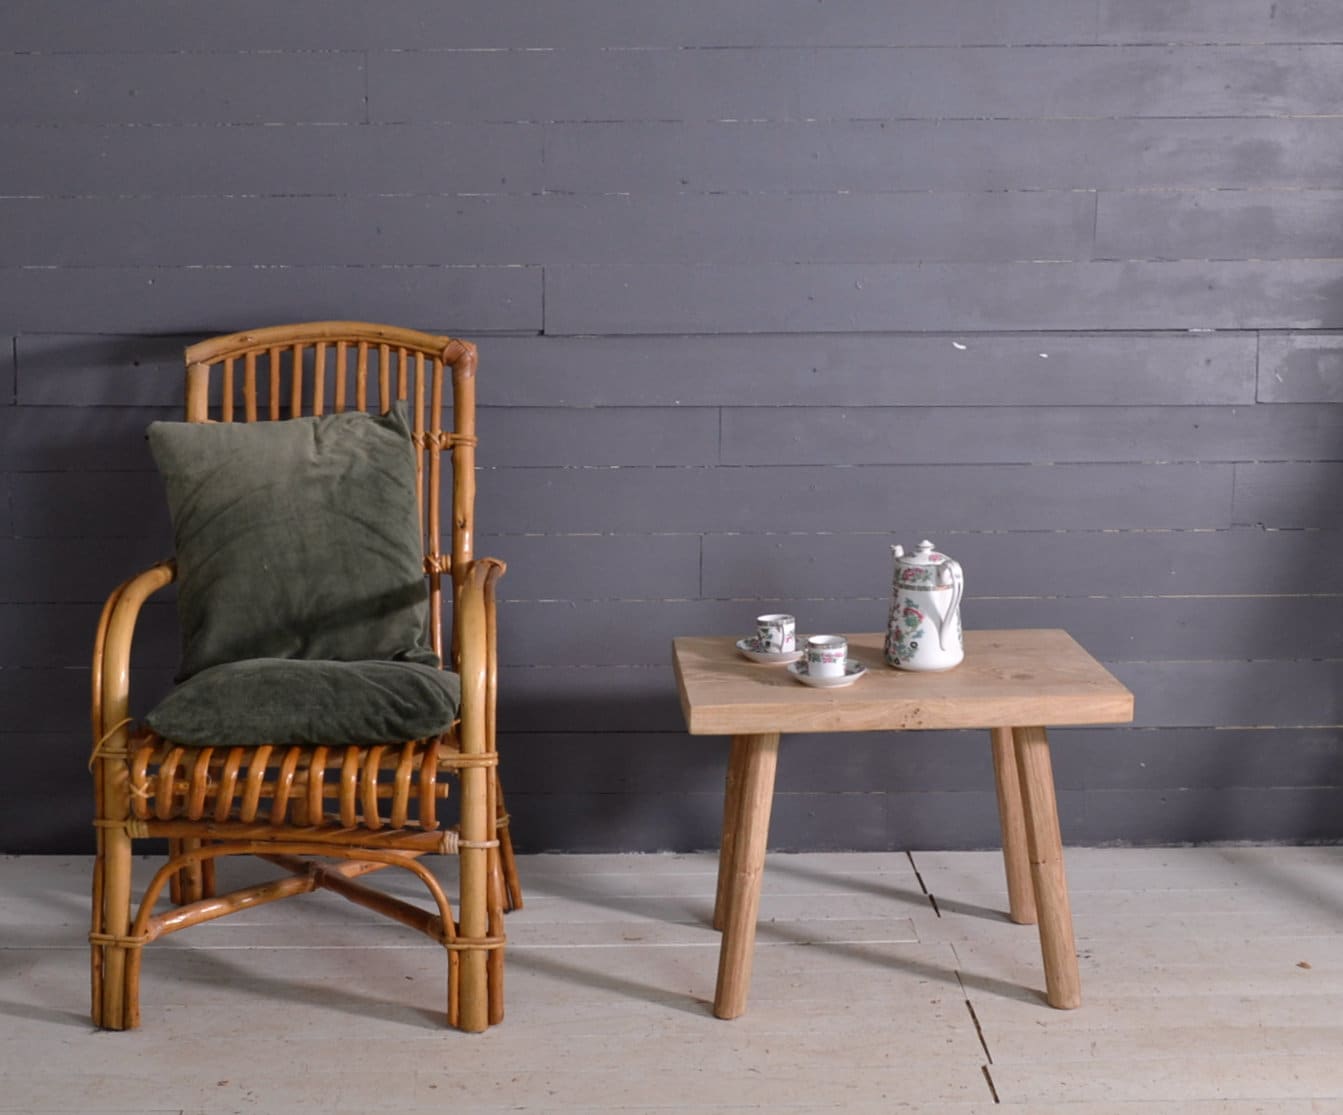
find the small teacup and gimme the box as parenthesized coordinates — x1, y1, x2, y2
(756, 613, 796, 654)
(806, 635, 847, 678)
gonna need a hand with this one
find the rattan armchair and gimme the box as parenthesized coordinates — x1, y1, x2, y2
(90, 322, 520, 1032)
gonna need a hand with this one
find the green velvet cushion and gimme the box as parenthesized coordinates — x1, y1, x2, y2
(145, 659, 461, 748)
(148, 406, 436, 681)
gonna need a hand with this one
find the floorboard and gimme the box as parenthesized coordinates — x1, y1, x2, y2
(3, 849, 1343, 1111)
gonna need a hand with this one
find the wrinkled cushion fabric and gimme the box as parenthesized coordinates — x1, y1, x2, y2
(145, 659, 461, 748)
(147, 406, 436, 682)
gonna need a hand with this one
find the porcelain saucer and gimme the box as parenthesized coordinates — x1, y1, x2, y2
(736, 636, 803, 665)
(787, 658, 867, 688)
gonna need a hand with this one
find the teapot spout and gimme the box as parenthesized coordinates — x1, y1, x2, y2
(891, 544, 904, 558)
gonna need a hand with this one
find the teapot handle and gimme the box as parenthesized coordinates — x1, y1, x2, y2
(935, 558, 963, 652)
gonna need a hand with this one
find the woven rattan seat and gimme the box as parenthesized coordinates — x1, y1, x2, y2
(90, 322, 519, 1032)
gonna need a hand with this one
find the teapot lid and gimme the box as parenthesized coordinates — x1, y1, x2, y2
(897, 540, 946, 566)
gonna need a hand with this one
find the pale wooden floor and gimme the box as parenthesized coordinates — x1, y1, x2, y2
(4, 847, 1343, 1113)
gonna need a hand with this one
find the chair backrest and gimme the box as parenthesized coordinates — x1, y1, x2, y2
(182, 321, 478, 668)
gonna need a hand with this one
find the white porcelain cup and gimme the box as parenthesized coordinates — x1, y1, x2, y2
(755, 613, 796, 653)
(806, 635, 847, 678)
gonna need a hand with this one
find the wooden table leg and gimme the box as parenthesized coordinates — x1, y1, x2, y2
(1012, 725, 1081, 1009)
(713, 734, 749, 932)
(990, 726, 1037, 926)
(713, 731, 781, 1020)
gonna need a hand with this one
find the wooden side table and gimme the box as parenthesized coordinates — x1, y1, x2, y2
(671, 629, 1134, 1019)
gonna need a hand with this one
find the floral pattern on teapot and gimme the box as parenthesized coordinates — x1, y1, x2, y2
(887, 601, 927, 662)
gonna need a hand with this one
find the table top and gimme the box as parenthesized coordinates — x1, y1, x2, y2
(672, 630, 1134, 736)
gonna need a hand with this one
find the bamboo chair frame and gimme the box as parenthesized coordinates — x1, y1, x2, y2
(90, 321, 519, 1032)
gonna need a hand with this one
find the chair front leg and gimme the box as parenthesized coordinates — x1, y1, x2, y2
(92, 783, 139, 1030)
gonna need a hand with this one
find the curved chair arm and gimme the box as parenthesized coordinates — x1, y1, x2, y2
(92, 561, 177, 747)
(453, 557, 506, 758)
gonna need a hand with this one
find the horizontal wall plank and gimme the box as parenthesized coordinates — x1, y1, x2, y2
(0, 602, 177, 669)
(22, 331, 1259, 409)
(10, 2, 1339, 53)
(1075, 786, 1343, 846)
(371, 46, 1343, 123)
(505, 789, 729, 853)
(1112, 659, 1343, 729)
(703, 527, 1343, 600)
(10, 473, 170, 539)
(482, 332, 1257, 407)
(513, 785, 1343, 850)
(493, 595, 1343, 668)
(500, 727, 1343, 796)
(1064, 726, 1343, 793)
(545, 118, 1343, 194)
(1096, 189, 1343, 261)
(0, 736, 90, 853)
(480, 534, 701, 602)
(967, 595, 1343, 664)
(510, 787, 1006, 852)
(479, 407, 718, 467)
(1098, 0, 1343, 45)
(16, 334, 189, 407)
(503, 729, 977, 796)
(0, 1, 1106, 51)
(2, 82, 1331, 205)
(544, 261, 1343, 334)
(498, 665, 681, 733)
(0, 406, 172, 471)
(1233, 463, 1343, 528)
(0, 53, 367, 125)
(502, 732, 733, 796)
(0, 265, 540, 334)
(786, 725, 1343, 797)
(0, 191, 1096, 267)
(1258, 332, 1343, 402)
(0, 667, 175, 734)
(0, 537, 177, 603)
(721, 404, 1343, 466)
(477, 463, 1233, 534)
(0, 122, 545, 198)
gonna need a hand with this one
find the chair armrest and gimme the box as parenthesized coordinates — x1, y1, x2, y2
(454, 557, 505, 757)
(92, 560, 177, 745)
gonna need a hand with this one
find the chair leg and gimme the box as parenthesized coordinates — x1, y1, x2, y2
(487, 859, 506, 1026)
(485, 766, 506, 1024)
(456, 759, 490, 1031)
(170, 838, 209, 904)
(90, 849, 106, 1027)
(93, 824, 140, 1030)
(167, 839, 183, 905)
(495, 777, 523, 911)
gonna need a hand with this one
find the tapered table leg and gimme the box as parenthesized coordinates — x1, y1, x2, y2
(713, 732, 781, 1020)
(713, 734, 749, 932)
(1012, 725, 1081, 1009)
(990, 726, 1037, 925)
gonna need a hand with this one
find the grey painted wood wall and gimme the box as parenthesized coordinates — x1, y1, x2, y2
(4, 1, 1343, 852)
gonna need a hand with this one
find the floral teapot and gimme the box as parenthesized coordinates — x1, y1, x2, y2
(884, 540, 964, 671)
